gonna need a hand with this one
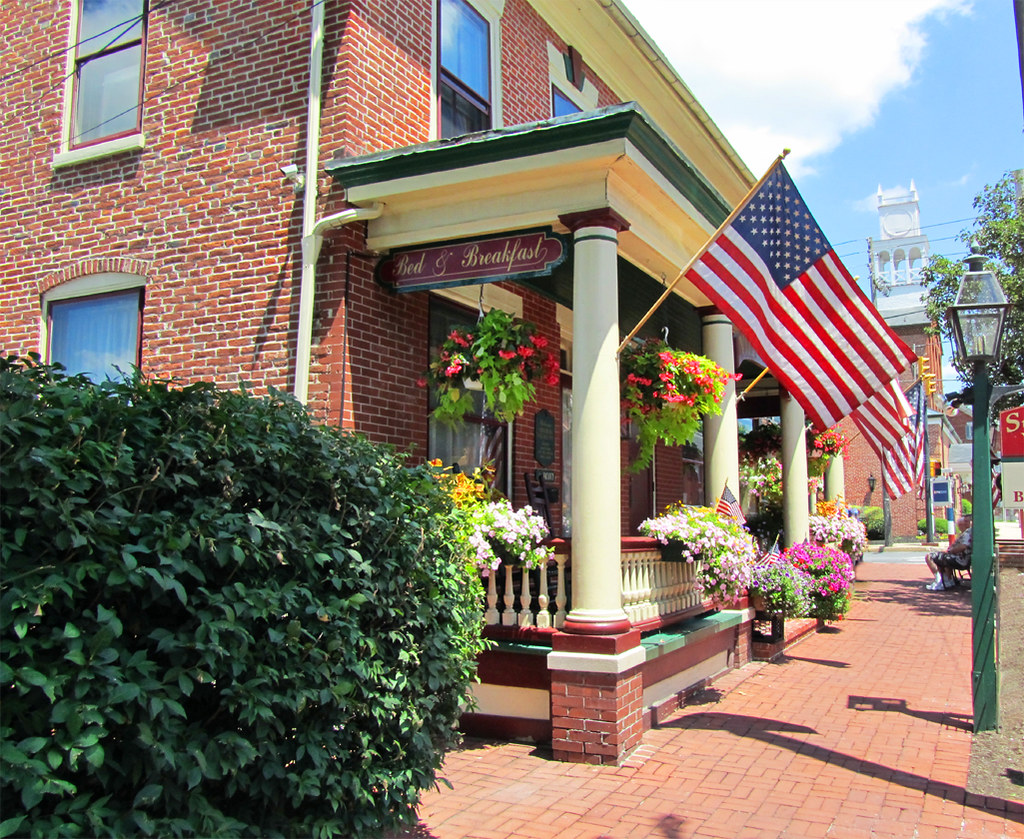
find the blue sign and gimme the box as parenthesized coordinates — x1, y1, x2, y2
(931, 479, 950, 505)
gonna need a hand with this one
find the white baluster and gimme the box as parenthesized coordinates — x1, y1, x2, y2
(519, 566, 534, 627)
(484, 570, 499, 625)
(502, 564, 516, 626)
(554, 555, 568, 628)
(536, 563, 551, 628)
(641, 552, 656, 620)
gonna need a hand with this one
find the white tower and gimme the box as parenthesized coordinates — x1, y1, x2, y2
(870, 181, 930, 325)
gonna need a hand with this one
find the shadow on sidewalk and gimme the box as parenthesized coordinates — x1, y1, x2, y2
(847, 694, 974, 731)
(663, 711, 1023, 822)
(855, 577, 973, 617)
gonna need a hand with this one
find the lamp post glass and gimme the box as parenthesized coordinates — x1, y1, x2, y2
(948, 249, 1008, 733)
(948, 252, 1010, 364)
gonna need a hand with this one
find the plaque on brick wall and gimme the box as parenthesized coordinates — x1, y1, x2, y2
(534, 409, 555, 466)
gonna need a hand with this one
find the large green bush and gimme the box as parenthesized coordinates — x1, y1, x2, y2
(0, 358, 486, 838)
(858, 506, 884, 541)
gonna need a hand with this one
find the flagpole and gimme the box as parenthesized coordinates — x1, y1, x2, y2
(737, 366, 770, 400)
(617, 149, 791, 355)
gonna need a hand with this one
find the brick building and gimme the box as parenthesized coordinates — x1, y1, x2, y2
(4, 0, 832, 764)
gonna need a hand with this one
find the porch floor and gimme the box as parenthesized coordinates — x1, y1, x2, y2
(391, 560, 1023, 838)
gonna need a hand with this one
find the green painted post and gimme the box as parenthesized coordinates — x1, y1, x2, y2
(971, 360, 999, 731)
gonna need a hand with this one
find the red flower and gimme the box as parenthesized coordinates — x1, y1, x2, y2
(517, 345, 535, 358)
(498, 349, 517, 360)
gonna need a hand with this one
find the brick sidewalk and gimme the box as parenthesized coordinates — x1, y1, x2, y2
(398, 562, 1024, 839)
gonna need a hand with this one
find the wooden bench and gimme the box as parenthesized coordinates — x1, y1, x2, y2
(997, 538, 1024, 569)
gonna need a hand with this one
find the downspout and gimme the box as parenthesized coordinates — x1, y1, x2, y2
(293, 1, 384, 404)
(294, 0, 326, 405)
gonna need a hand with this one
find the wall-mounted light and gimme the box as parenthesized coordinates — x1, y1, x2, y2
(867, 474, 876, 493)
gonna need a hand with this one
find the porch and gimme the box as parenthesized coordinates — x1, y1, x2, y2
(461, 537, 755, 759)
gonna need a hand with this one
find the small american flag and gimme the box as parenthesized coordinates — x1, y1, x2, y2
(754, 536, 782, 567)
(715, 485, 745, 524)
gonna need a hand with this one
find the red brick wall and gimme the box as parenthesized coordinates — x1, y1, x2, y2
(3, 0, 314, 396)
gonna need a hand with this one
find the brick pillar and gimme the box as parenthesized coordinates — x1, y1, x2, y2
(548, 630, 646, 765)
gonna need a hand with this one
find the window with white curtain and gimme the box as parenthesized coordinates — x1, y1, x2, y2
(45, 274, 144, 380)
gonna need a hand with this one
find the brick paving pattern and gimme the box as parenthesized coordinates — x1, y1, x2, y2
(399, 561, 1024, 838)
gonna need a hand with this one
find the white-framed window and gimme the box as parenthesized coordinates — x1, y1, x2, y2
(43, 273, 145, 380)
(54, 0, 148, 167)
(436, 0, 503, 139)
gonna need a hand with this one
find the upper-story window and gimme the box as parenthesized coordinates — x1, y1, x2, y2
(72, 0, 148, 148)
(552, 87, 580, 118)
(438, 0, 492, 138)
(44, 274, 145, 380)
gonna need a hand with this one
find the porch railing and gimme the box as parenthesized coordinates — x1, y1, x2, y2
(482, 542, 703, 629)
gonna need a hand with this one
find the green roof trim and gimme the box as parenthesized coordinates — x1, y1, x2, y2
(325, 103, 731, 228)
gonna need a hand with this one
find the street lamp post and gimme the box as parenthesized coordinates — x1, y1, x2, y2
(947, 247, 1010, 733)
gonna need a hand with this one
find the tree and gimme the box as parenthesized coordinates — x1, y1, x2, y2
(921, 171, 1023, 405)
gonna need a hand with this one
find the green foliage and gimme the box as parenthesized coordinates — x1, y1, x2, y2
(921, 172, 1023, 405)
(961, 498, 972, 515)
(918, 517, 949, 536)
(0, 358, 486, 838)
(858, 506, 885, 541)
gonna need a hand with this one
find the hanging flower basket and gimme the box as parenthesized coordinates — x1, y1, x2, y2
(420, 308, 559, 425)
(811, 426, 850, 459)
(620, 338, 738, 470)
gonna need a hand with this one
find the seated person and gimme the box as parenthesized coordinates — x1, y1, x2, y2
(924, 516, 972, 591)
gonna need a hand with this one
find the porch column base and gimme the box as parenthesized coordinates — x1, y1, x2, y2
(562, 609, 633, 635)
(548, 632, 645, 765)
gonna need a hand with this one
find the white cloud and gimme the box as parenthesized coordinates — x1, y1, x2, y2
(622, 0, 972, 178)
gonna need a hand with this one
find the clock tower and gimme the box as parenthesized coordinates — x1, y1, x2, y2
(869, 181, 930, 323)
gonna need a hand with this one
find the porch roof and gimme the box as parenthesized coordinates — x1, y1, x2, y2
(324, 104, 736, 307)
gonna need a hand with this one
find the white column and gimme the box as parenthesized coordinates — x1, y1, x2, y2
(824, 455, 845, 501)
(701, 310, 740, 507)
(560, 211, 630, 634)
(780, 388, 810, 546)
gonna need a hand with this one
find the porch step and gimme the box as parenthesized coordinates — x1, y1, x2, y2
(640, 611, 744, 661)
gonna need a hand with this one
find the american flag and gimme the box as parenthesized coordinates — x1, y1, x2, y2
(715, 485, 745, 524)
(754, 536, 782, 567)
(685, 160, 916, 438)
(850, 379, 916, 459)
(865, 381, 925, 500)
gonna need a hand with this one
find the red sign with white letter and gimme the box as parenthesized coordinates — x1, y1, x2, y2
(1001, 406, 1024, 458)
(1001, 406, 1024, 510)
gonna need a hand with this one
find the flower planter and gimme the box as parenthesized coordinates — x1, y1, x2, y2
(659, 541, 689, 563)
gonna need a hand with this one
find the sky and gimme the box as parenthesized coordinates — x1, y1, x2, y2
(622, 0, 1022, 387)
